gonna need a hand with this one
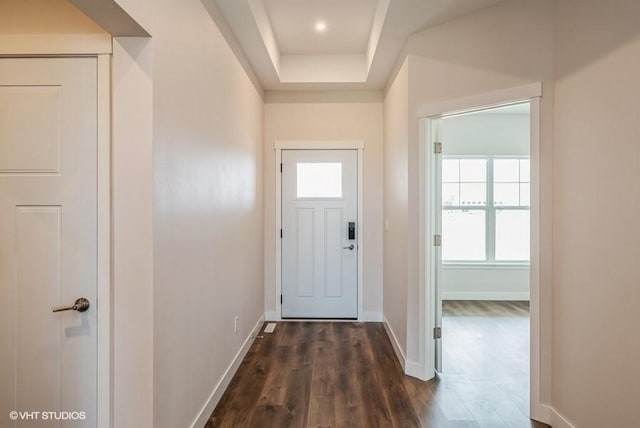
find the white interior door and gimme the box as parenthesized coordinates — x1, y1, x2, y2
(432, 118, 444, 373)
(281, 150, 358, 318)
(0, 58, 98, 427)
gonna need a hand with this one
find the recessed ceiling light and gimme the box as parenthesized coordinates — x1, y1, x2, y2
(315, 21, 327, 32)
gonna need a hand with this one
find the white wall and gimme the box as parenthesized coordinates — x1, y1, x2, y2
(441, 267, 529, 301)
(441, 111, 530, 300)
(114, 1, 265, 427)
(552, 0, 640, 426)
(441, 112, 529, 156)
(383, 58, 409, 356)
(383, 0, 554, 400)
(263, 94, 384, 320)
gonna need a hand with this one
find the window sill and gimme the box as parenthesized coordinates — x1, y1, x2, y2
(442, 263, 530, 270)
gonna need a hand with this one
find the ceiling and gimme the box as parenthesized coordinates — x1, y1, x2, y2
(210, 0, 505, 91)
(264, 0, 377, 55)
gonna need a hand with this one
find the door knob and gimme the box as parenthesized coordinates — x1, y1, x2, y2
(343, 244, 355, 250)
(52, 298, 90, 313)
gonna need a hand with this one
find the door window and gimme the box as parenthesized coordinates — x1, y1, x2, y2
(296, 162, 343, 198)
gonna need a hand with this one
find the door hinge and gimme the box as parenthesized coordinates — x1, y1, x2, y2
(280, 294, 283, 304)
(434, 327, 442, 339)
(280, 163, 283, 173)
(280, 229, 283, 238)
(434, 234, 442, 247)
(434, 142, 442, 154)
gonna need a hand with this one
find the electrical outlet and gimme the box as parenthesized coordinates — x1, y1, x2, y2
(234, 316, 239, 334)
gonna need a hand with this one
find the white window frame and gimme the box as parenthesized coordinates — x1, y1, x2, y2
(442, 155, 530, 266)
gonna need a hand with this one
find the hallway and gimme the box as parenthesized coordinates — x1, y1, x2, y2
(207, 317, 547, 428)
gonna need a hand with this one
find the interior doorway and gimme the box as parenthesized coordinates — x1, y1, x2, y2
(436, 100, 531, 368)
(419, 84, 546, 422)
(433, 102, 534, 423)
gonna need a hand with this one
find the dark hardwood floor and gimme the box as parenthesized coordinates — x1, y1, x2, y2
(207, 301, 548, 428)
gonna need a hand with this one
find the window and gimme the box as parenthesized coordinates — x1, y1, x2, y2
(442, 156, 530, 264)
(296, 162, 342, 198)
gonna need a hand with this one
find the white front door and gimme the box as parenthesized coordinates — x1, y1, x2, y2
(0, 58, 98, 427)
(281, 150, 358, 318)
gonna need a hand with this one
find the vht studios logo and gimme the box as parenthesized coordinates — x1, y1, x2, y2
(9, 411, 86, 421)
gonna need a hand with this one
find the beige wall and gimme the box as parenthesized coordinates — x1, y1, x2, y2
(263, 96, 384, 319)
(383, 0, 555, 399)
(0, 0, 105, 34)
(383, 58, 409, 354)
(552, 1, 640, 426)
(0, 0, 111, 54)
(115, 0, 265, 427)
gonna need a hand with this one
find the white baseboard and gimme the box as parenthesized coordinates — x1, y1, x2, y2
(382, 316, 406, 371)
(540, 404, 577, 428)
(190, 315, 265, 428)
(264, 310, 279, 321)
(530, 401, 552, 425)
(360, 311, 382, 322)
(442, 291, 530, 301)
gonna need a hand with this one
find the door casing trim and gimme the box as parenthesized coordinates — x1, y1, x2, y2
(273, 141, 364, 321)
(96, 54, 112, 428)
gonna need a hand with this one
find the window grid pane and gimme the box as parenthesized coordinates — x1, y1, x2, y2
(459, 159, 487, 182)
(460, 183, 486, 206)
(495, 209, 530, 261)
(442, 159, 460, 183)
(442, 210, 486, 261)
(442, 183, 460, 206)
(493, 158, 530, 207)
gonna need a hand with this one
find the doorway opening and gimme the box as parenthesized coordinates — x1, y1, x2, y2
(419, 84, 547, 423)
(435, 103, 533, 422)
(440, 103, 532, 420)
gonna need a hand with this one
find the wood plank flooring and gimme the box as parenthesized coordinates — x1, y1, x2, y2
(440, 301, 539, 428)
(207, 301, 549, 428)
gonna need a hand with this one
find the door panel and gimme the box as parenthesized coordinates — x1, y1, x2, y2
(324, 208, 343, 297)
(0, 86, 61, 172)
(295, 208, 314, 297)
(282, 150, 358, 318)
(16, 207, 62, 414)
(0, 58, 98, 427)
